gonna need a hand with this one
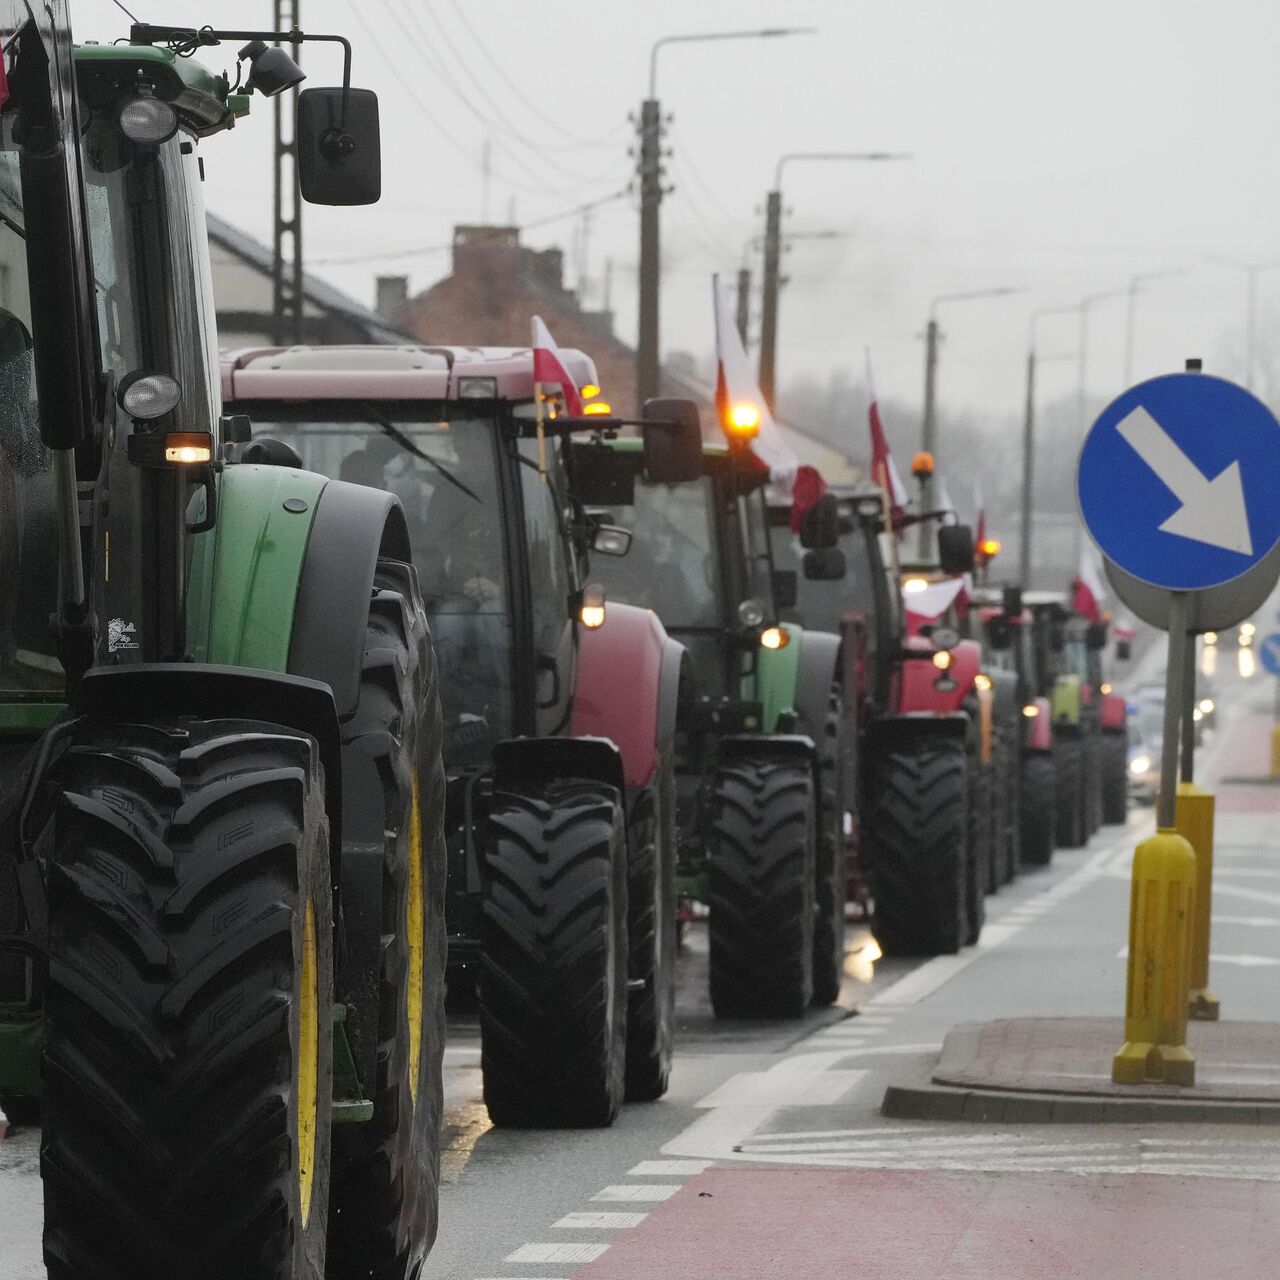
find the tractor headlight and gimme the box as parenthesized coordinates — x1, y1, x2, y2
(118, 371, 182, 420)
(117, 94, 179, 145)
(1199, 698, 1214, 714)
(580, 583, 606, 630)
(1022, 704, 1040, 718)
(738, 598, 766, 628)
(760, 626, 789, 651)
(458, 376, 498, 399)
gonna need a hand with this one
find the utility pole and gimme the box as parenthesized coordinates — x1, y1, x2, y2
(735, 266, 751, 345)
(1019, 348, 1036, 587)
(916, 317, 940, 559)
(758, 190, 782, 407)
(635, 96, 664, 404)
(271, 0, 303, 346)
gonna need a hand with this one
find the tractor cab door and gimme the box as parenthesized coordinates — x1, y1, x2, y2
(515, 435, 576, 736)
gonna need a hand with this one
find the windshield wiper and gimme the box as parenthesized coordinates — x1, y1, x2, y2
(358, 401, 481, 505)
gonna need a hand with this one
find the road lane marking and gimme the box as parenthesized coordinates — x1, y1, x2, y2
(591, 1185, 680, 1202)
(506, 1244, 609, 1263)
(628, 1160, 712, 1176)
(551, 1212, 647, 1229)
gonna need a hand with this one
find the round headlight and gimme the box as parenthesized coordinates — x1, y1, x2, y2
(117, 95, 180, 145)
(930, 625, 961, 650)
(737, 598, 765, 628)
(119, 372, 182, 420)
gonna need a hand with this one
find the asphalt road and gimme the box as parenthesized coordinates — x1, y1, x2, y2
(4, 647, 1277, 1278)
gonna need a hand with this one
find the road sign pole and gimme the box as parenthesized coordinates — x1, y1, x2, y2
(1180, 625, 1197, 785)
(1158, 593, 1189, 829)
(1272, 676, 1280, 779)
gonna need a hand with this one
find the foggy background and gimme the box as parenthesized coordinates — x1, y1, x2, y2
(83, 0, 1280, 581)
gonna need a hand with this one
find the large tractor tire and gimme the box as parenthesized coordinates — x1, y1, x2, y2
(625, 752, 677, 1102)
(1020, 753, 1056, 867)
(811, 689, 847, 1008)
(480, 780, 628, 1127)
(1101, 731, 1129, 825)
(1053, 736, 1087, 849)
(985, 739, 1007, 895)
(1001, 729, 1023, 884)
(867, 737, 968, 957)
(708, 755, 817, 1019)
(966, 759, 991, 947)
(1083, 732, 1103, 836)
(327, 560, 446, 1280)
(41, 719, 334, 1280)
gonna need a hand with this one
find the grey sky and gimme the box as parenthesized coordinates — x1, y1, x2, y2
(83, 0, 1280, 425)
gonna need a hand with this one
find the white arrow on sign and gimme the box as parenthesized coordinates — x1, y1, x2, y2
(1116, 405, 1254, 555)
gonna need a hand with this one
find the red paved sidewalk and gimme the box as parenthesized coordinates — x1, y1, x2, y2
(1209, 709, 1280, 813)
(575, 1167, 1280, 1279)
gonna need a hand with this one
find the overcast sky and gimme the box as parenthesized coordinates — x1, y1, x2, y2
(82, 0, 1280, 432)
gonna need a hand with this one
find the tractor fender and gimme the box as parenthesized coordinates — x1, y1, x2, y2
(1025, 696, 1053, 751)
(898, 637, 982, 715)
(69, 665, 344, 872)
(493, 735, 627, 799)
(867, 711, 969, 756)
(717, 732, 815, 764)
(791, 627, 842, 752)
(570, 600, 685, 789)
(288, 478, 413, 720)
(1100, 690, 1128, 732)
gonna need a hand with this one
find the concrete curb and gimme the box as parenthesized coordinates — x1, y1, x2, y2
(882, 1083, 1280, 1125)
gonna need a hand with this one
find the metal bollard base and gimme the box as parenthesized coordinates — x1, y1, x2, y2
(1113, 1040, 1197, 1087)
(1189, 987, 1221, 1021)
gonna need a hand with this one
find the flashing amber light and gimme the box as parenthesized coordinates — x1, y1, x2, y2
(911, 450, 935, 478)
(164, 432, 213, 464)
(932, 650, 953, 671)
(903, 576, 930, 594)
(724, 402, 762, 439)
(1022, 703, 1040, 718)
(974, 672, 992, 691)
(580, 383, 601, 399)
(1100, 682, 1113, 695)
(760, 626, 789, 651)
(978, 537, 1002, 561)
(583, 401, 613, 416)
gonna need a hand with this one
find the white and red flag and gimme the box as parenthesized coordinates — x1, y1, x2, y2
(531, 315, 583, 417)
(1073, 540, 1108, 621)
(865, 349, 908, 523)
(712, 276, 799, 491)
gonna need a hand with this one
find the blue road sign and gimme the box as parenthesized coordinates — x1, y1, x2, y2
(1260, 633, 1280, 677)
(1078, 373, 1280, 591)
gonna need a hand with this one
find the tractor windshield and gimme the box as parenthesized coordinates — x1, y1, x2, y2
(590, 474, 721, 630)
(243, 407, 513, 763)
(0, 137, 56, 694)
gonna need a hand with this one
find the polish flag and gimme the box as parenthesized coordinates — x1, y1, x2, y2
(1073, 540, 1108, 622)
(531, 315, 582, 417)
(865, 350, 908, 523)
(712, 276, 799, 491)
(790, 464, 829, 533)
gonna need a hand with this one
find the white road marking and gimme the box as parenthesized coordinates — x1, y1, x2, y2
(505, 1244, 609, 1263)
(1213, 914, 1280, 927)
(551, 1211, 647, 1230)
(591, 1185, 680, 1202)
(628, 1160, 712, 1176)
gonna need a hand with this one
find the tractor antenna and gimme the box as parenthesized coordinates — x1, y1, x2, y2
(111, 0, 143, 23)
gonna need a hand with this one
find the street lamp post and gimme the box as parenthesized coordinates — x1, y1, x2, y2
(1124, 269, 1186, 386)
(636, 27, 814, 405)
(757, 151, 909, 411)
(914, 286, 1021, 558)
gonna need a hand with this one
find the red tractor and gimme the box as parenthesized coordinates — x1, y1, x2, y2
(221, 344, 690, 1125)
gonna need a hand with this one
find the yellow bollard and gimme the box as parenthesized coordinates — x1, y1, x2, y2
(1112, 829, 1197, 1086)
(1177, 782, 1220, 1021)
(1271, 726, 1280, 781)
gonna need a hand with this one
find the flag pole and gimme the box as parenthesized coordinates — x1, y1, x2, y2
(865, 346, 896, 544)
(534, 378, 548, 482)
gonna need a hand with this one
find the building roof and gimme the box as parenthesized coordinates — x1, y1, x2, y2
(206, 211, 411, 346)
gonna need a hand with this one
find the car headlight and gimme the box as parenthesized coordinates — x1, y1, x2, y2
(1130, 754, 1152, 775)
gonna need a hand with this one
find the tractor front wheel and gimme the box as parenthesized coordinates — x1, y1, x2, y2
(867, 738, 969, 957)
(1020, 753, 1056, 867)
(480, 781, 628, 1127)
(1054, 737, 1087, 849)
(811, 690, 848, 1008)
(1101, 731, 1129, 825)
(42, 719, 334, 1280)
(708, 756, 816, 1019)
(966, 758, 991, 947)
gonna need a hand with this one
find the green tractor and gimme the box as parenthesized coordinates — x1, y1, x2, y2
(0, 16, 446, 1279)
(570, 428, 848, 1016)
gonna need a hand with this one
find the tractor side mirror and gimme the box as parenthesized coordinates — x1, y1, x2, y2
(985, 615, 1014, 651)
(592, 524, 632, 557)
(1002, 584, 1022, 617)
(297, 88, 382, 205)
(798, 493, 840, 550)
(772, 569, 798, 609)
(938, 523, 975, 575)
(1086, 621, 1109, 651)
(1116, 639, 1132, 662)
(641, 397, 702, 483)
(803, 548, 847, 581)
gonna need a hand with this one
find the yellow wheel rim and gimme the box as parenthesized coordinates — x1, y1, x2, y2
(297, 899, 319, 1227)
(406, 775, 425, 1106)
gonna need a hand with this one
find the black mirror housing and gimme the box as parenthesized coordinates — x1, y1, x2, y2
(1002, 585, 1023, 617)
(1116, 639, 1132, 662)
(798, 493, 840, 550)
(642, 397, 702, 484)
(985, 615, 1014, 651)
(772, 569, 798, 610)
(298, 87, 381, 205)
(938, 523, 975, 576)
(803, 548, 847, 581)
(1086, 620, 1109, 651)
